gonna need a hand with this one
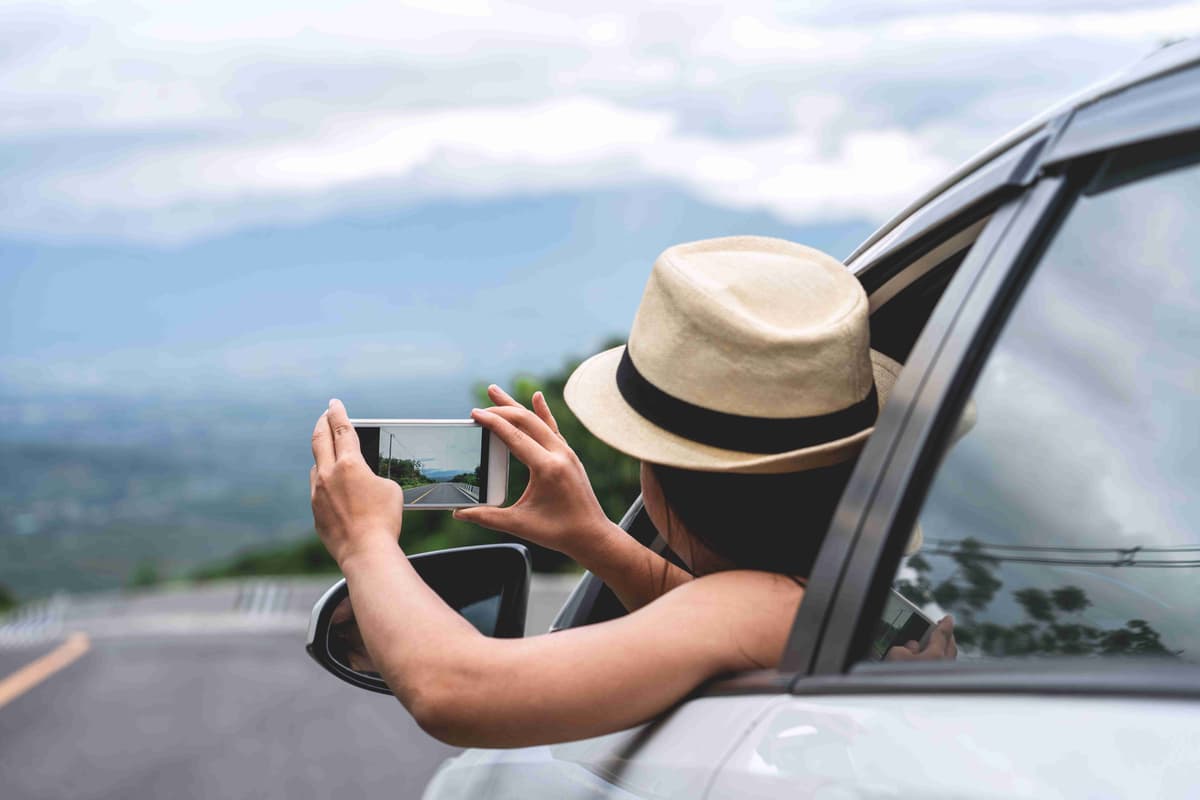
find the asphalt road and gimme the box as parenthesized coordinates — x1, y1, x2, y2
(0, 631, 457, 800)
(404, 483, 479, 506)
(0, 575, 578, 800)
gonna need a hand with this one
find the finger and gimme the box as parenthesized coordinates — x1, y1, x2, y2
(472, 408, 549, 466)
(885, 646, 913, 662)
(904, 640, 921, 653)
(487, 384, 525, 409)
(327, 399, 363, 462)
(312, 411, 334, 469)
(486, 405, 563, 450)
(923, 617, 953, 657)
(532, 391, 562, 437)
(310, 465, 317, 499)
(947, 634, 958, 660)
(453, 505, 517, 532)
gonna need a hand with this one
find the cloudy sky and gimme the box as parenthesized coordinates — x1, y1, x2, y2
(2, 0, 1197, 408)
(378, 424, 482, 477)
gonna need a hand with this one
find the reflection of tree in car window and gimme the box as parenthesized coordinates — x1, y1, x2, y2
(897, 538, 1178, 657)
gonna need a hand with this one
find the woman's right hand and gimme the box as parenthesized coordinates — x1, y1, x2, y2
(453, 385, 617, 560)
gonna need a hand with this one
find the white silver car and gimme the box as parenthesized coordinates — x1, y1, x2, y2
(310, 40, 1200, 798)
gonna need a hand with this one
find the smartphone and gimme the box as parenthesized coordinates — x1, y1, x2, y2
(351, 419, 509, 509)
(870, 588, 935, 660)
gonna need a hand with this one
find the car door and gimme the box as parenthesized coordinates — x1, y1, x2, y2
(706, 125, 1200, 797)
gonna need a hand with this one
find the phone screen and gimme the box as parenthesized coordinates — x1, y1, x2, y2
(870, 590, 933, 660)
(356, 423, 489, 508)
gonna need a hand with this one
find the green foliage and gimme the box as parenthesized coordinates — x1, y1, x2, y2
(897, 537, 1179, 657)
(1098, 619, 1172, 656)
(127, 559, 163, 589)
(192, 536, 337, 580)
(0, 584, 15, 613)
(1014, 587, 1055, 622)
(1051, 585, 1090, 613)
(379, 457, 431, 489)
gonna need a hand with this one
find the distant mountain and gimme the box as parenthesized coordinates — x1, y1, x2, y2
(423, 469, 468, 482)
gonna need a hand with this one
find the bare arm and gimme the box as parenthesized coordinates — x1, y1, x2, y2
(341, 538, 796, 747)
(568, 518, 693, 612)
(310, 398, 798, 747)
(454, 386, 691, 610)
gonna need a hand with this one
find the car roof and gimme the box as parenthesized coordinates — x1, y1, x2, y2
(846, 37, 1200, 264)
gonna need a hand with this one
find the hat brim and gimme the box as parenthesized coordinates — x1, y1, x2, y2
(564, 345, 902, 475)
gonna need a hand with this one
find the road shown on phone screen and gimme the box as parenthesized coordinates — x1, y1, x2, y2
(404, 482, 480, 506)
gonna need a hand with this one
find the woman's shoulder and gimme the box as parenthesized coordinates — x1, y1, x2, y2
(656, 569, 805, 672)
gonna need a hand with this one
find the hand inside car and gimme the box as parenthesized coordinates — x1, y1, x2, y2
(453, 385, 617, 562)
(310, 399, 404, 567)
(885, 615, 958, 662)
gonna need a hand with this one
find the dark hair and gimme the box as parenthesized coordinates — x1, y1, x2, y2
(651, 458, 858, 579)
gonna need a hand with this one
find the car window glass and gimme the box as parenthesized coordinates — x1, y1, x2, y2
(873, 135, 1200, 664)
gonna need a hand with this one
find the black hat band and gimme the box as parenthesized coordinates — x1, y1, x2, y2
(615, 348, 878, 455)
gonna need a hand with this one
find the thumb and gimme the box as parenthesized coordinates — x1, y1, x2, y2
(924, 617, 953, 655)
(454, 505, 516, 533)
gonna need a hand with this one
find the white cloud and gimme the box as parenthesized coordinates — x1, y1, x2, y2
(1, 0, 1197, 243)
(0, 335, 465, 395)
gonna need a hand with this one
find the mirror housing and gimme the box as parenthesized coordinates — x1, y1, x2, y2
(305, 543, 531, 695)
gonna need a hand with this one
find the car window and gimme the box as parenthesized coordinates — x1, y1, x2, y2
(873, 134, 1200, 663)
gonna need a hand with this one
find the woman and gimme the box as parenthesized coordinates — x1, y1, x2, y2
(309, 236, 955, 748)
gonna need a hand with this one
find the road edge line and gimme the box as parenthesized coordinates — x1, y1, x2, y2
(0, 633, 91, 710)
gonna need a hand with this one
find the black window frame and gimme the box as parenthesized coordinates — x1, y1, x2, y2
(804, 129, 1200, 693)
(793, 173, 1077, 679)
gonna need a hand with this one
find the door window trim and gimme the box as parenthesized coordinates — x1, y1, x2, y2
(788, 173, 1078, 679)
(749, 658, 1200, 702)
(1046, 62, 1200, 167)
(847, 120, 1060, 284)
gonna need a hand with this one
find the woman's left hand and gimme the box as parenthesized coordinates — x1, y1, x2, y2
(885, 615, 958, 662)
(310, 399, 404, 567)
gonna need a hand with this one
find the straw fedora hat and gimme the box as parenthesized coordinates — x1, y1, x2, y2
(564, 235, 901, 476)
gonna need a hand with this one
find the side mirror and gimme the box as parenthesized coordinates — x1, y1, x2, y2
(305, 543, 530, 695)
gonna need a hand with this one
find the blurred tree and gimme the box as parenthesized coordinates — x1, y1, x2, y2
(127, 559, 162, 589)
(450, 472, 479, 486)
(379, 457, 431, 489)
(193, 537, 337, 579)
(0, 583, 15, 613)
